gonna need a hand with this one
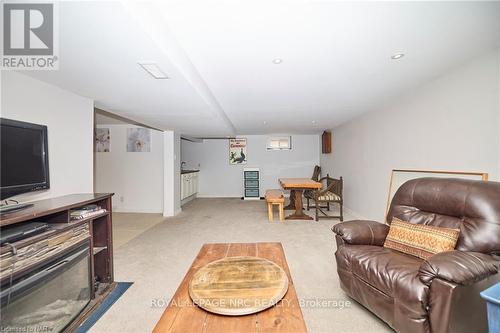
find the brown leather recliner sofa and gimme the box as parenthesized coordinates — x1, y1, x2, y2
(332, 178, 500, 333)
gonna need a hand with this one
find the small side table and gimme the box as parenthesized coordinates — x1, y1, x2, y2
(481, 282, 500, 333)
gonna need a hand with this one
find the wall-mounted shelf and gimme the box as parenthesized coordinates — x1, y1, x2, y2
(322, 131, 332, 154)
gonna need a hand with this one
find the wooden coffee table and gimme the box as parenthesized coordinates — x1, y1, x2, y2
(153, 243, 308, 333)
(189, 256, 289, 316)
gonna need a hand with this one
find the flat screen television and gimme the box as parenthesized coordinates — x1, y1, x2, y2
(1, 118, 50, 200)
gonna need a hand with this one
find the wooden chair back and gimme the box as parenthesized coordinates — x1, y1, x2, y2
(319, 174, 343, 197)
(312, 165, 321, 181)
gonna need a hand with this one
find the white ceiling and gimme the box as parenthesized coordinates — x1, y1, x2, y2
(24, 1, 500, 136)
(23, 1, 233, 136)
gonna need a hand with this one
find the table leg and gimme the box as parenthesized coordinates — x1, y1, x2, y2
(285, 189, 314, 220)
(284, 189, 296, 210)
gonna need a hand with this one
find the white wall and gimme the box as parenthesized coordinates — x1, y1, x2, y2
(162, 131, 181, 216)
(94, 125, 164, 213)
(321, 49, 500, 221)
(1, 71, 94, 202)
(498, 50, 500, 178)
(174, 133, 181, 213)
(181, 135, 320, 197)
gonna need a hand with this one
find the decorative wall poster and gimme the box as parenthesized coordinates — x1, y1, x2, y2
(95, 128, 110, 152)
(127, 128, 151, 152)
(229, 138, 247, 164)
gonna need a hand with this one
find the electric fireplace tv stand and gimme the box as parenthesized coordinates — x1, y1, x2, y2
(0, 193, 115, 333)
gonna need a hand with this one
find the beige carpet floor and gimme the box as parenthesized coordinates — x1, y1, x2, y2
(112, 213, 166, 249)
(90, 198, 393, 333)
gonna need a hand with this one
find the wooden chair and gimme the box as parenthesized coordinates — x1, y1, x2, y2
(311, 174, 343, 221)
(265, 189, 285, 222)
(304, 165, 321, 210)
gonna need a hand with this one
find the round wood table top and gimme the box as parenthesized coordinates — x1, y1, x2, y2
(188, 256, 289, 316)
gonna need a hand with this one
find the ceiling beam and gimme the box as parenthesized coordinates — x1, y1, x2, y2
(121, 0, 236, 136)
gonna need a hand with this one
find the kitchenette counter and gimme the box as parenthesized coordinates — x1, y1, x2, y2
(181, 169, 200, 174)
(181, 171, 199, 201)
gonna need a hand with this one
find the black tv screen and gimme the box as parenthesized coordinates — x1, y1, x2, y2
(1, 118, 50, 200)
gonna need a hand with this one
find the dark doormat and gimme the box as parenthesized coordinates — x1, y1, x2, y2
(77, 282, 133, 332)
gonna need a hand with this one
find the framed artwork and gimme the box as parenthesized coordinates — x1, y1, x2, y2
(229, 138, 247, 164)
(95, 128, 110, 152)
(127, 128, 151, 152)
(386, 169, 488, 215)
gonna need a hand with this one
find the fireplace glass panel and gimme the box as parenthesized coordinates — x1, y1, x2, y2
(1, 243, 91, 333)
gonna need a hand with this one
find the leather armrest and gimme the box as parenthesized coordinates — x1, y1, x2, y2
(418, 250, 500, 286)
(331, 220, 389, 246)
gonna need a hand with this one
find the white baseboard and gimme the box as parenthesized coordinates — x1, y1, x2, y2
(163, 207, 182, 217)
(181, 194, 197, 205)
(196, 194, 242, 198)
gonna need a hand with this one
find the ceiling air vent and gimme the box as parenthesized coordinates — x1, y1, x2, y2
(138, 62, 169, 79)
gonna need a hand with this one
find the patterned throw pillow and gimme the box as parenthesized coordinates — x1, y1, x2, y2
(383, 218, 460, 260)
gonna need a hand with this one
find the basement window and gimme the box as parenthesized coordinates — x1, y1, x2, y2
(266, 136, 292, 150)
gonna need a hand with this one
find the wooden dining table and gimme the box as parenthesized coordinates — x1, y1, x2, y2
(279, 178, 321, 220)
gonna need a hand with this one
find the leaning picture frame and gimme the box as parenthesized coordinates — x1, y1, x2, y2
(385, 169, 488, 217)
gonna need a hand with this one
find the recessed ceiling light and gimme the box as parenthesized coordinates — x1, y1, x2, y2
(263, 121, 267, 125)
(138, 62, 169, 79)
(272, 58, 283, 64)
(391, 53, 405, 60)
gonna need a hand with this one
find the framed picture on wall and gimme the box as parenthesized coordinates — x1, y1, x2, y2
(95, 128, 110, 152)
(229, 138, 247, 164)
(386, 169, 488, 216)
(127, 128, 151, 152)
